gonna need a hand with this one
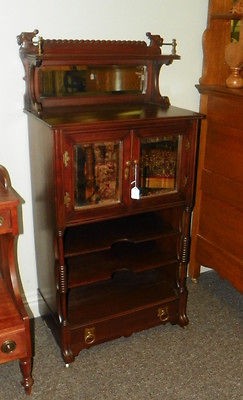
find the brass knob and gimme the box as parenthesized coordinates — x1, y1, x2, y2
(0, 216, 4, 226)
(84, 327, 95, 345)
(157, 307, 169, 322)
(1, 340, 16, 354)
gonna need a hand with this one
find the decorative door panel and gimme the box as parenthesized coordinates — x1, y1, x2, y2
(130, 125, 194, 207)
(139, 135, 179, 196)
(74, 141, 121, 207)
(61, 129, 131, 223)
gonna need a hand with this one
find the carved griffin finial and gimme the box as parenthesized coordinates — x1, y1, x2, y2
(146, 32, 164, 49)
(17, 29, 39, 49)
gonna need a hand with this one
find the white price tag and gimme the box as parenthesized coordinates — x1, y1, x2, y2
(131, 186, 140, 200)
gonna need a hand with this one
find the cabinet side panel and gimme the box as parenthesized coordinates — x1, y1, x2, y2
(27, 116, 56, 315)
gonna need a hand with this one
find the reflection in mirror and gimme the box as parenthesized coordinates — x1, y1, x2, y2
(140, 135, 179, 197)
(75, 141, 121, 208)
(40, 65, 147, 97)
(231, 19, 240, 42)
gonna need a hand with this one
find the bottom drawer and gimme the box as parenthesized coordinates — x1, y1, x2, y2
(70, 299, 179, 357)
(0, 327, 27, 364)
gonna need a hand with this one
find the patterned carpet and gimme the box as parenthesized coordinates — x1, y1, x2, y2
(0, 271, 241, 400)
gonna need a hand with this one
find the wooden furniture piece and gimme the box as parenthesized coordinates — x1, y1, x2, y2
(189, 0, 243, 293)
(17, 30, 203, 365)
(0, 165, 33, 394)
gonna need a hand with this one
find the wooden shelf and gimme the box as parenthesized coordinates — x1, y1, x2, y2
(64, 213, 175, 257)
(68, 266, 177, 326)
(211, 12, 243, 19)
(67, 239, 177, 288)
(196, 84, 243, 97)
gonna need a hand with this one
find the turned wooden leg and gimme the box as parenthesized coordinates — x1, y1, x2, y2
(19, 357, 34, 395)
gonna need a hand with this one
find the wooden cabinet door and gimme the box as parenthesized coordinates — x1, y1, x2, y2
(129, 121, 198, 210)
(60, 128, 131, 224)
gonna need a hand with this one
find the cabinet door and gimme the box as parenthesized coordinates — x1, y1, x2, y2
(130, 123, 196, 208)
(61, 129, 131, 223)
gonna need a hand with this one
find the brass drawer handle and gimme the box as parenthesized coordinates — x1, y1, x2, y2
(157, 306, 169, 322)
(84, 327, 95, 345)
(0, 216, 4, 226)
(1, 339, 17, 354)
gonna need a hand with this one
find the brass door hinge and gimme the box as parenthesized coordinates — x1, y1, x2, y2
(63, 151, 70, 167)
(64, 192, 71, 207)
(185, 140, 191, 151)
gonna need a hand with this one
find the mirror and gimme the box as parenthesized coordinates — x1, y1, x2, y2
(40, 65, 147, 97)
(231, 19, 240, 42)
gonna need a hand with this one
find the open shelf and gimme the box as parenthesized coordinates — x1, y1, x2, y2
(64, 212, 175, 256)
(67, 237, 178, 288)
(67, 265, 178, 326)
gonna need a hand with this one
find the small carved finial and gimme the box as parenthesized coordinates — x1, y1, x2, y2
(17, 29, 39, 48)
(171, 39, 177, 55)
(146, 32, 164, 48)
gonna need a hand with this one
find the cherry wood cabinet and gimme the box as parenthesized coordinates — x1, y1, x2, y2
(0, 165, 33, 394)
(189, 0, 243, 293)
(17, 30, 203, 364)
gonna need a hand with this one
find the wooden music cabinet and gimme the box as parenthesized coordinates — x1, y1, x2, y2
(17, 30, 203, 365)
(0, 165, 33, 394)
(189, 0, 243, 293)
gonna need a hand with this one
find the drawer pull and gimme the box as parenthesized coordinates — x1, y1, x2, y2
(0, 216, 4, 226)
(1, 339, 17, 353)
(157, 306, 169, 322)
(84, 327, 95, 345)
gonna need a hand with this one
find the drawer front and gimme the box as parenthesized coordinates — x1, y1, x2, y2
(0, 328, 27, 364)
(201, 169, 243, 210)
(208, 95, 242, 130)
(70, 299, 179, 356)
(199, 193, 243, 261)
(0, 210, 11, 234)
(204, 121, 243, 182)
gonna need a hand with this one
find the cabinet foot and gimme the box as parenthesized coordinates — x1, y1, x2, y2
(178, 314, 189, 327)
(191, 277, 199, 284)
